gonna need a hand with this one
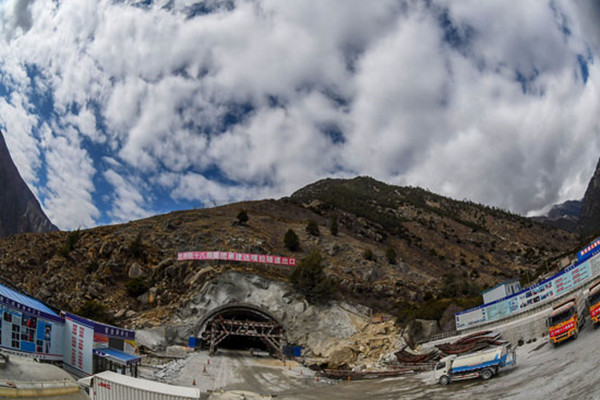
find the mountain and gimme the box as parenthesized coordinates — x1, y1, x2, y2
(0, 130, 57, 237)
(0, 176, 579, 332)
(578, 158, 600, 238)
(532, 200, 581, 232)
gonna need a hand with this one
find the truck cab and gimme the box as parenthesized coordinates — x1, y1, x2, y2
(434, 359, 452, 385)
(548, 294, 585, 345)
(588, 281, 600, 327)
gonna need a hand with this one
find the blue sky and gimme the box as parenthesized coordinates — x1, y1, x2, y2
(0, 0, 598, 230)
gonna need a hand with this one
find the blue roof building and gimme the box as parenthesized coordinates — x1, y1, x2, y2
(0, 282, 64, 361)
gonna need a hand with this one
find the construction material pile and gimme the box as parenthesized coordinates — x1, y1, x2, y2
(435, 331, 506, 355)
(394, 346, 439, 364)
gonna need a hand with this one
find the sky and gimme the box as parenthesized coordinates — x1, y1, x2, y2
(0, 0, 598, 230)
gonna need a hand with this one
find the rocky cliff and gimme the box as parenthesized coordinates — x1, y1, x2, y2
(533, 200, 581, 232)
(0, 130, 57, 237)
(578, 158, 600, 237)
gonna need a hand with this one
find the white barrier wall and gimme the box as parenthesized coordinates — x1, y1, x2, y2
(456, 252, 600, 330)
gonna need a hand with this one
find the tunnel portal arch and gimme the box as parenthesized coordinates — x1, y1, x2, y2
(196, 303, 287, 359)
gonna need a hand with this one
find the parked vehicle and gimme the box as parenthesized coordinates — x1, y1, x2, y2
(547, 292, 586, 345)
(587, 281, 600, 327)
(79, 371, 201, 400)
(434, 344, 516, 385)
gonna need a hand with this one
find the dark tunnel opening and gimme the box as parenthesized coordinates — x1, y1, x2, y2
(218, 335, 270, 352)
(200, 305, 285, 358)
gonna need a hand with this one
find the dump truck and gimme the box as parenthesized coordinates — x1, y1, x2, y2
(547, 292, 586, 345)
(78, 371, 201, 400)
(587, 281, 600, 327)
(434, 344, 516, 385)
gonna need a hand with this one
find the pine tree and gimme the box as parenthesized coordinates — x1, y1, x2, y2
(290, 249, 337, 303)
(385, 247, 396, 264)
(330, 216, 338, 236)
(236, 209, 249, 225)
(284, 229, 300, 251)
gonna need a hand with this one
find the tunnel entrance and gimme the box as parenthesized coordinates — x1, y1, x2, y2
(198, 304, 286, 359)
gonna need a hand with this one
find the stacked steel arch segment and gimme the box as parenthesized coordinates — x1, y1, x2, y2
(199, 304, 286, 359)
(207, 315, 285, 359)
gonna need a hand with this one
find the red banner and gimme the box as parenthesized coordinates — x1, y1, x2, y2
(550, 321, 574, 337)
(177, 251, 296, 266)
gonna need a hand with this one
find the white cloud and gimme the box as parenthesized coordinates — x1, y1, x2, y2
(103, 169, 154, 223)
(39, 123, 100, 229)
(0, 0, 597, 228)
(0, 91, 40, 187)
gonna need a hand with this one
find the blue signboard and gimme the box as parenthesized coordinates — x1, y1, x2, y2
(578, 237, 600, 263)
(456, 251, 600, 330)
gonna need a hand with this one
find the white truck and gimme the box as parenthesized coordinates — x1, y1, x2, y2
(78, 371, 201, 400)
(434, 344, 516, 385)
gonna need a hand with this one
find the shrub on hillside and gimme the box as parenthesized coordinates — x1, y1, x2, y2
(237, 209, 249, 225)
(78, 300, 112, 324)
(385, 247, 396, 264)
(306, 220, 320, 236)
(58, 229, 81, 258)
(284, 229, 300, 251)
(129, 232, 145, 259)
(125, 277, 149, 297)
(329, 216, 338, 236)
(363, 248, 375, 261)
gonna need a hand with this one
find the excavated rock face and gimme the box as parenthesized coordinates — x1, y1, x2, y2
(0, 131, 57, 237)
(136, 271, 404, 368)
(578, 158, 600, 237)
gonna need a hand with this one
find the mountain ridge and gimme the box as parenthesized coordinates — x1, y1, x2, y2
(0, 130, 57, 237)
(0, 176, 579, 334)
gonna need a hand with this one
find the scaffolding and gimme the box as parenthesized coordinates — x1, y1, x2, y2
(207, 315, 285, 359)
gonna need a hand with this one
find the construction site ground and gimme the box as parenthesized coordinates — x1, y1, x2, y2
(145, 321, 600, 400)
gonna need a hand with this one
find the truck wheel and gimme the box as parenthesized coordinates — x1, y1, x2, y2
(439, 375, 451, 385)
(481, 368, 493, 380)
(573, 331, 578, 340)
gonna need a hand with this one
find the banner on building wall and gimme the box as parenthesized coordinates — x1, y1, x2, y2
(456, 254, 599, 330)
(178, 251, 296, 266)
(63, 313, 94, 375)
(0, 305, 64, 361)
(578, 237, 600, 262)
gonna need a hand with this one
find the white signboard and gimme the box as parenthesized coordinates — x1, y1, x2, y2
(64, 314, 94, 375)
(457, 253, 600, 330)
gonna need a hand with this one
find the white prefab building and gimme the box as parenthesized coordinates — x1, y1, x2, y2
(80, 371, 201, 400)
(481, 278, 522, 304)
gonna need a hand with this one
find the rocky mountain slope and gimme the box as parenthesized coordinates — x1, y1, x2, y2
(532, 200, 581, 232)
(0, 177, 580, 334)
(0, 130, 57, 237)
(578, 158, 600, 237)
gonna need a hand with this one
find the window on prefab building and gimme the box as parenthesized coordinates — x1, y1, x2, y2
(11, 324, 20, 348)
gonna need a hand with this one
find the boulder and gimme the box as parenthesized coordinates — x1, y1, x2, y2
(402, 319, 440, 346)
(136, 327, 168, 351)
(128, 262, 146, 278)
